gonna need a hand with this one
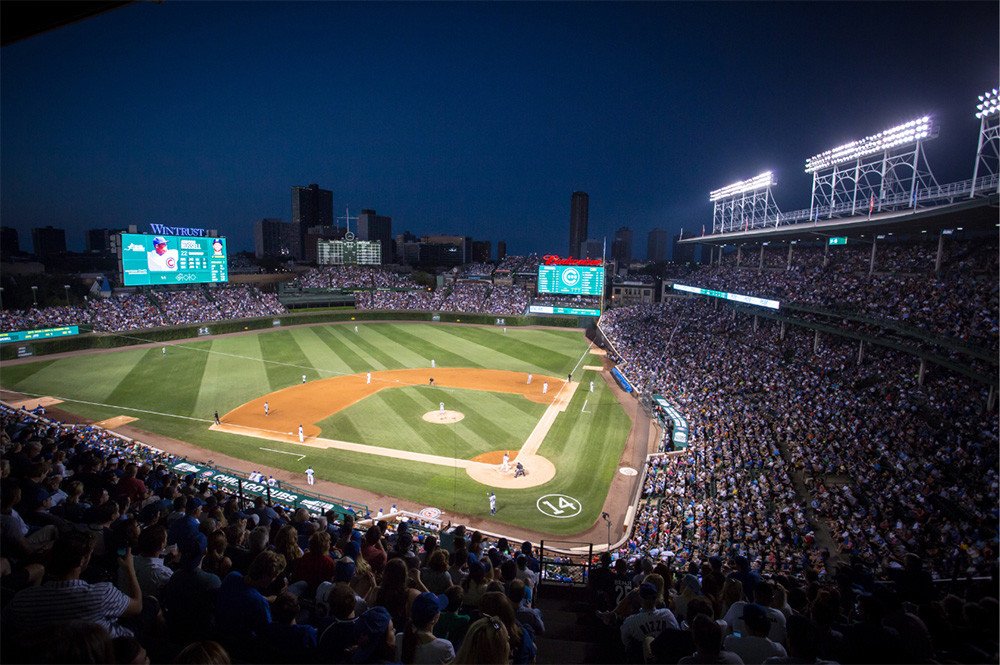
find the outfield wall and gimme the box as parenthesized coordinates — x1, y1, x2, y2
(0, 309, 591, 360)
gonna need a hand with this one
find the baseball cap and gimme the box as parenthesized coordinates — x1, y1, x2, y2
(352, 607, 393, 663)
(152, 236, 168, 245)
(741, 603, 768, 622)
(334, 557, 356, 583)
(639, 582, 658, 600)
(411, 592, 448, 626)
(178, 532, 208, 569)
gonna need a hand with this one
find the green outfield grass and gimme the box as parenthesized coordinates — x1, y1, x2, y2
(0, 322, 630, 534)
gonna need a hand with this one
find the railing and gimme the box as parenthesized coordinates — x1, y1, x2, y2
(538, 540, 594, 588)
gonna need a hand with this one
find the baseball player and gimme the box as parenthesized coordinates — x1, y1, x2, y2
(439, 402, 445, 414)
(429, 377, 434, 386)
(431, 359, 436, 368)
(488, 492, 497, 515)
(376, 507, 384, 519)
(568, 373, 572, 383)
(162, 347, 166, 356)
(500, 452, 510, 473)
(354, 325, 359, 333)
(366, 372, 372, 385)
(306, 466, 315, 485)
(390, 504, 398, 515)
(147, 236, 179, 272)
(527, 373, 533, 384)
(298, 424, 304, 443)
(542, 382, 548, 395)
(302, 374, 306, 384)
(214, 410, 221, 425)
(514, 462, 525, 478)
(267, 476, 277, 487)
(264, 401, 269, 416)
(590, 380, 594, 393)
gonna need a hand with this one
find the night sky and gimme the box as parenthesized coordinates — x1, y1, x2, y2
(2, 2, 997, 256)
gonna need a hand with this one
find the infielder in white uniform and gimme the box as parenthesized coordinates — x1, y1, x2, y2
(366, 372, 372, 384)
(306, 466, 314, 485)
(302, 374, 306, 384)
(527, 373, 533, 384)
(264, 401, 269, 416)
(542, 381, 548, 394)
(298, 424, 304, 443)
(147, 236, 179, 272)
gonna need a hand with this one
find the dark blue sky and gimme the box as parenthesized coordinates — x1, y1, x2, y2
(2, 2, 997, 256)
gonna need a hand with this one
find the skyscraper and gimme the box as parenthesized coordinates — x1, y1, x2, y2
(357, 209, 393, 263)
(569, 191, 589, 257)
(497, 240, 507, 261)
(254, 218, 295, 258)
(291, 184, 333, 260)
(647, 228, 669, 262)
(612, 226, 633, 266)
(1, 226, 20, 256)
(32, 226, 66, 257)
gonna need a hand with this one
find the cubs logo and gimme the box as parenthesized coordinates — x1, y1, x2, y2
(166, 257, 176, 269)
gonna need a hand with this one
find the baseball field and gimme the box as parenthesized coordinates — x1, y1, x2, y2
(0, 321, 632, 535)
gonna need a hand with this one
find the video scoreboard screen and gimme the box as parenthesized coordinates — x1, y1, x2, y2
(120, 233, 229, 286)
(0, 325, 80, 344)
(537, 264, 605, 296)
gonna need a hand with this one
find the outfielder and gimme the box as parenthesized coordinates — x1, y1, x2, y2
(354, 325, 359, 333)
(590, 380, 594, 392)
(306, 466, 315, 485)
(431, 359, 436, 368)
(162, 347, 166, 356)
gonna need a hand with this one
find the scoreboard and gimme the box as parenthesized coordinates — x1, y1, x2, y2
(0, 325, 80, 344)
(537, 264, 605, 296)
(120, 233, 229, 286)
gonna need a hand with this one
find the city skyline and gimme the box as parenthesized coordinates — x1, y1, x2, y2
(1, 2, 997, 256)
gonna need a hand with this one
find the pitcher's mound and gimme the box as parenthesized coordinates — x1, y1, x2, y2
(466, 454, 556, 489)
(423, 410, 464, 424)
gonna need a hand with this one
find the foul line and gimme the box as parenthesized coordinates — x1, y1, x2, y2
(581, 398, 590, 413)
(8, 391, 212, 424)
(260, 447, 306, 460)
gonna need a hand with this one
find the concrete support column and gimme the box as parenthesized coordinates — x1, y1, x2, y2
(780, 321, 786, 340)
(869, 240, 877, 276)
(813, 330, 820, 353)
(758, 245, 765, 272)
(786, 243, 793, 270)
(935, 233, 945, 274)
(736, 246, 742, 267)
(857, 339, 865, 365)
(823, 242, 830, 268)
(732, 308, 736, 321)
(989, 385, 997, 412)
(753, 315, 759, 332)
(918, 358, 926, 386)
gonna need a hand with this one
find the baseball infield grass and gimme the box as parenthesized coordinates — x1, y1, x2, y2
(0, 322, 629, 534)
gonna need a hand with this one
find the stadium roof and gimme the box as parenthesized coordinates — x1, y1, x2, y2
(680, 194, 999, 245)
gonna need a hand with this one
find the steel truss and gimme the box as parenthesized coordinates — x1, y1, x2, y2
(711, 186, 782, 234)
(809, 133, 939, 221)
(971, 105, 1000, 197)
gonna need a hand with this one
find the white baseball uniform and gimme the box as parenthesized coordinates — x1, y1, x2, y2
(298, 425, 304, 443)
(366, 372, 372, 384)
(306, 467, 314, 485)
(147, 248, 179, 271)
(542, 382, 548, 394)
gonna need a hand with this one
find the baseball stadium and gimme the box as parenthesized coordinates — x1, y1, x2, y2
(1, 3, 998, 665)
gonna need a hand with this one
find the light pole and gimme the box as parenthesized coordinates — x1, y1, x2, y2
(63, 284, 70, 304)
(31, 285, 38, 307)
(602, 512, 611, 552)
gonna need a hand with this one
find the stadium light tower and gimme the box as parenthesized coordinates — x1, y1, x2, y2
(805, 116, 939, 220)
(971, 87, 1000, 197)
(708, 171, 781, 234)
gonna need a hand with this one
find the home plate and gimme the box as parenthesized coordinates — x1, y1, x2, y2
(423, 410, 464, 424)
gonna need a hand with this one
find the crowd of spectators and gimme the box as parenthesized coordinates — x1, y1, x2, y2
(496, 255, 542, 274)
(0, 404, 548, 663)
(0, 287, 285, 335)
(601, 300, 998, 586)
(293, 267, 419, 290)
(684, 237, 999, 347)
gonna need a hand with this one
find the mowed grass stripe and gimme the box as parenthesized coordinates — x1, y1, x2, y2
(398, 387, 504, 457)
(194, 336, 270, 417)
(258, 331, 316, 390)
(434, 326, 576, 374)
(377, 388, 467, 456)
(323, 389, 434, 454)
(310, 327, 370, 374)
(335, 326, 407, 370)
(371, 325, 483, 369)
(105, 345, 211, 416)
(506, 329, 588, 356)
(360, 325, 431, 367)
(0, 359, 57, 387)
(5, 349, 148, 404)
(324, 326, 392, 371)
(295, 327, 356, 376)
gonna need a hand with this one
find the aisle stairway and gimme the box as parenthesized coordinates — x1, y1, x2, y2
(533, 585, 623, 664)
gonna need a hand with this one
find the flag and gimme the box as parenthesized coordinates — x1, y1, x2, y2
(743, 217, 748, 231)
(869, 194, 875, 214)
(701, 225, 706, 237)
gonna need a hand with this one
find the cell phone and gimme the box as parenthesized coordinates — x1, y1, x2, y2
(116, 547, 128, 557)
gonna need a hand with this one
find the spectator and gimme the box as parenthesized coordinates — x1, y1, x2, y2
(396, 591, 455, 664)
(454, 615, 511, 665)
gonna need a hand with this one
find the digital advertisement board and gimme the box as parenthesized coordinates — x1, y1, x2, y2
(537, 264, 605, 296)
(120, 234, 228, 286)
(528, 305, 601, 317)
(0, 326, 80, 344)
(672, 283, 780, 310)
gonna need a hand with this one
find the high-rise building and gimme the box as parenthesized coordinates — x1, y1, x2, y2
(647, 228, 669, 262)
(611, 227, 633, 266)
(497, 240, 507, 262)
(32, 226, 66, 257)
(1, 226, 20, 256)
(472, 240, 491, 263)
(394, 231, 419, 265)
(672, 233, 699, 263)
(254, 218, 295, 259)
(422, 235, 472, 263)
(86, 228, 113, 254)
(569, 191, 589, 257)
(579, 238, 603, 260)
(291, 184, 333, 260)
(357, 209, 393, 263)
